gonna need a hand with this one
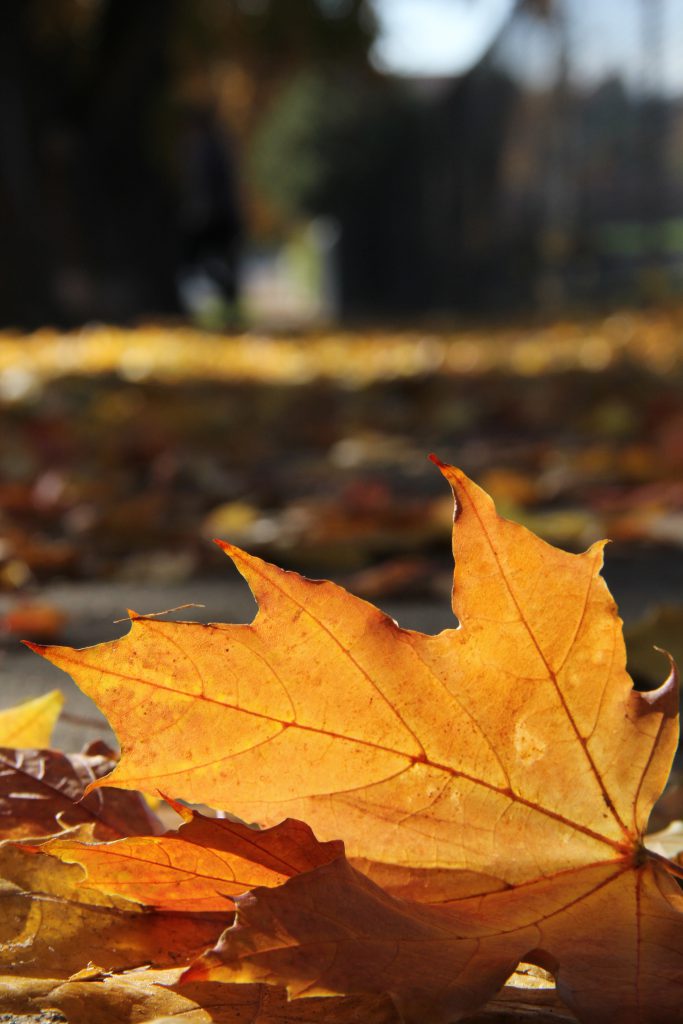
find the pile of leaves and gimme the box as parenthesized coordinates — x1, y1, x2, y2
(1, 461, 681, 1023)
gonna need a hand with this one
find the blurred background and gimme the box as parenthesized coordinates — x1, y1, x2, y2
(0, 0, 682, 817)
(5, 0, 683, 326)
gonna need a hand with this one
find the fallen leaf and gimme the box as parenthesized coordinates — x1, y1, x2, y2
(186, 841, 683, 1024)
(30, 464, 678, 881)
(343, 556, 444, 601)
(0, 745, 162, 840)
(0, 968, 398, 1024)
(1, 892, 225, 980)
(0, 691, 64, 748)
(39, 807, 342, 912)
(0, 840, 226, 979)
(0, 966, 567, 1023)
(479, 467, 539, 509)
(1, 602, 67, 642)
(29, 461, 683, 1022)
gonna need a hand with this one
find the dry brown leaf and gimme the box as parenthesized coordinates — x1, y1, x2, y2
(1, 603, 67, 642)
(0, 837, 226, 979)
(185, 845, 683, 1024)
(0, 745, 162, 841)
(0, 968, 398, 1024)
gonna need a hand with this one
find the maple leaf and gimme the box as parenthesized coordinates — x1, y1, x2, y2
(0, 744, 162, 840)
(0, 831, 226, 979)
(184, 838, 683, 1024)
(0, 755, 224, 987)
(39, 805, 342, 912)
(29, 461, 682, 1022)
(0, 690, 63, 748)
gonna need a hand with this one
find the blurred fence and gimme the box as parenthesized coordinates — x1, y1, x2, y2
(404, 0, 683, 313)
(3, 0, 683, 325)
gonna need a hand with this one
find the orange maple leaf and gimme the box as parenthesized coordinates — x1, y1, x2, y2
(30, 460, 683, 1023)
(40, 804, 341, 912)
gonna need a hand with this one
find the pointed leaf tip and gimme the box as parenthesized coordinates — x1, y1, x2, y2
(159, 793, 193, 820)
(428, 454, 471, 493)
(214, 539, 259, 579)
(214, 537, 242, 559)
(428, 452, 447, 470)
(22, 639, 44, 654)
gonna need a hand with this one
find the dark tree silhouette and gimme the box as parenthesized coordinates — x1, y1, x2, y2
(0, 0, 374, 328)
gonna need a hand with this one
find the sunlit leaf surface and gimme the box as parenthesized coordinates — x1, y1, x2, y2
(31, 462, 682, 1022)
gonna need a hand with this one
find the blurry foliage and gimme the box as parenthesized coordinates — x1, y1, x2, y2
(8, 0, 681, 325)
(251, 67, 427, 313)
(0, 0, 377, 327)
(0, 313, 682, 598)
(250, 68, 409, 199)
(250, 71, 337, 227)
(177, 0, 374, 74)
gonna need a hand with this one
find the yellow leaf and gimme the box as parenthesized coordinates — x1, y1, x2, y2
(0, 690, 63, 748)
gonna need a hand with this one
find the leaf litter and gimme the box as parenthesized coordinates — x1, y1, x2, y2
(0, 460, 676, 1022)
